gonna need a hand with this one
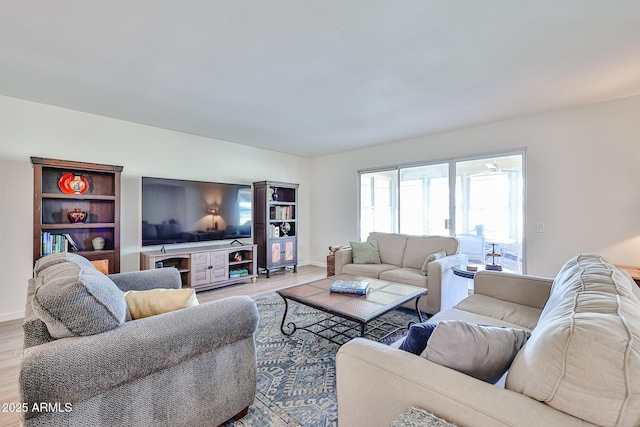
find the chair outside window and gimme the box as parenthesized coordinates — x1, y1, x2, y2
(456, 234, 486, 265)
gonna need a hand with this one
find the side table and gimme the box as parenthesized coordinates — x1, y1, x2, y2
(451, 264, 484, 279)
(615, 265, 640, 286)
(452, 265, 513, 293)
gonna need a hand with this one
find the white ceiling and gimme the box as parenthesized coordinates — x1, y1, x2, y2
(1, 1, 640, 158)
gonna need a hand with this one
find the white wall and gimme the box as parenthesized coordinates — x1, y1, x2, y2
(310, 94, 640, 277)
(0, 95, 311, 321)
(3, 93, 640, 321)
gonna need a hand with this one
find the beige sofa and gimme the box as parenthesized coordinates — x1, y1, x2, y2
(334, 232, 468, 314)
(336, 254, 640, 427)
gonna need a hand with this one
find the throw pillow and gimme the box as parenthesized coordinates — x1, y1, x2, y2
(423, 320, 530, 384)
(399, 322, 438, 355)
(32, 262, 127, 338)
(420, 250, 447, 276)
(350, 240, 382, 264)
(123, 288, 199, 320)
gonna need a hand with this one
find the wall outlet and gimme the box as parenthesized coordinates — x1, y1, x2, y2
(536, 223, 545, 233)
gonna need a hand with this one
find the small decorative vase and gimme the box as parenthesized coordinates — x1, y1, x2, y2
(69, 174, 88, 194)
(92, 237, 105, 250)
(67, 208, 88, 223)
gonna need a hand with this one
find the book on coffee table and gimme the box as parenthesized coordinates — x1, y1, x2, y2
(330, 280, 370, 295)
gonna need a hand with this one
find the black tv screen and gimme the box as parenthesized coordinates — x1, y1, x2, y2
(141, 177, 252, 246)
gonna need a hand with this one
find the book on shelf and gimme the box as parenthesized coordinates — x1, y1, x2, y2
(40, 232, 71, 256)
(273, 205, 294, 220)
(330, 280, 370, 295)
(62, 233, 79, 251)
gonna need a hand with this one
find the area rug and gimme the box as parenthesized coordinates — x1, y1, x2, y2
(226, 292, 418, 427)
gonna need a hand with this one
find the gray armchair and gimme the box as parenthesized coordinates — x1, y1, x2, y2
(21, 254, 259, 427)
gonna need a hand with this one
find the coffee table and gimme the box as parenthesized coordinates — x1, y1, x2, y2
(276, 274, 427, 345)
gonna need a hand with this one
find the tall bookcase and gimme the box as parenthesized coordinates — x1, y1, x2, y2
(31, 157, 123, 273)
(253, 181, 298, 278)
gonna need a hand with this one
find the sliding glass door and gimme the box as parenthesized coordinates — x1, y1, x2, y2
(359, 169, 398, 238)
(399, 163, 449, 236)
(359, 151, 524, 272)
(455, 155, 523, 272)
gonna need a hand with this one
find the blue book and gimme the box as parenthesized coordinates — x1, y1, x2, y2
(330, 280, 370, 295)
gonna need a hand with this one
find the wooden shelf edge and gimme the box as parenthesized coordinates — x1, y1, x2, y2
(72, 249, 116, 256)
(42, 193, 116, 200)
(42, 223, 116, 230)
(31, 156, 123, 172)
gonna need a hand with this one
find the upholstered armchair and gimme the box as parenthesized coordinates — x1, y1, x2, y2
(20, 253, 259, 427)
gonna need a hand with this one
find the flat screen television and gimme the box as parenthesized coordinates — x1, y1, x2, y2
(141, 177, 252, 246)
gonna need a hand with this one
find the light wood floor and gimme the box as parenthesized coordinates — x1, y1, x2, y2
(0, 265, 326, 427)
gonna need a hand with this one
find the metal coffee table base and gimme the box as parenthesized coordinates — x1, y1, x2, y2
(279, 295, 424, 345)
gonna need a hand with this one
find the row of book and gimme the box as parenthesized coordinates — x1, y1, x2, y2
(41, 232, 79, 256)
(329, 280, 370, 295)
(270, 205, 294, 220)
(229, 268, 249, 278)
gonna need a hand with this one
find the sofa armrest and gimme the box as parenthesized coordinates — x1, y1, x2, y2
(108, 268, 182, 291)
(336, 338, 592, 427)
(334, 247, 353, 275)
(424, 253, 468, 314)
(474, 271, 553, 310)
(20, 296, 259, 414)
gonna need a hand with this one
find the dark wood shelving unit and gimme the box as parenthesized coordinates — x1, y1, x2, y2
(31, 157, 123, 273)
(253, 181, 299, 278)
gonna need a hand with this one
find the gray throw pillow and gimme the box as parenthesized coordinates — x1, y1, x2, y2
(32, 262, 127, 338)
(420, 250, 447, 276)
(350, 240, 382, 264)
(423, 320, 530, 384)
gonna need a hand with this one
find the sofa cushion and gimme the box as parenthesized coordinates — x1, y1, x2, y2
(350, 240, 382, 264)
(343, 263, 397, 278)
(380, 268, 427, 288)
(420, 250, 447, 276)
(32, 262, 127, 338)
(368, 232, 408, 266)
(123, 288, 199, 320)
(34, 252, 96, 277)
(424, 320, 530, 384)
(403, 236, 459, 270)
(454, 294, 541, 331)
(427, 307, 528, 328)
(506, 254, 640, 427)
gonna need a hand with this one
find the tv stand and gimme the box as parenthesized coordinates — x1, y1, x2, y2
(140, 243, 257, 291)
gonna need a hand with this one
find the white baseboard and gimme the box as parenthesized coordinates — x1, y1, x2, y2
(0, 310, 24, 323)
(309, 261, 327, 268)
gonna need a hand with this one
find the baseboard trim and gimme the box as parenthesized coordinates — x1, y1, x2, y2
(0, 310, 24, 323)
(309, 261, 327, 268)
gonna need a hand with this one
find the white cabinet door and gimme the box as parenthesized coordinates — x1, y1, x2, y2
(191, 252, 211, 287)
(210, 251, 228, 283)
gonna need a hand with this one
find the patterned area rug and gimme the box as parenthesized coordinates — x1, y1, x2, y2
(226, 292, 418, 427)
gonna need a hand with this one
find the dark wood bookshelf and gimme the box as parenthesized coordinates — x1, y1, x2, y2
(31, 157, 123, 273)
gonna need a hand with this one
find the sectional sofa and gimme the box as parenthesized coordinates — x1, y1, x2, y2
(337, 254, 640, 427)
